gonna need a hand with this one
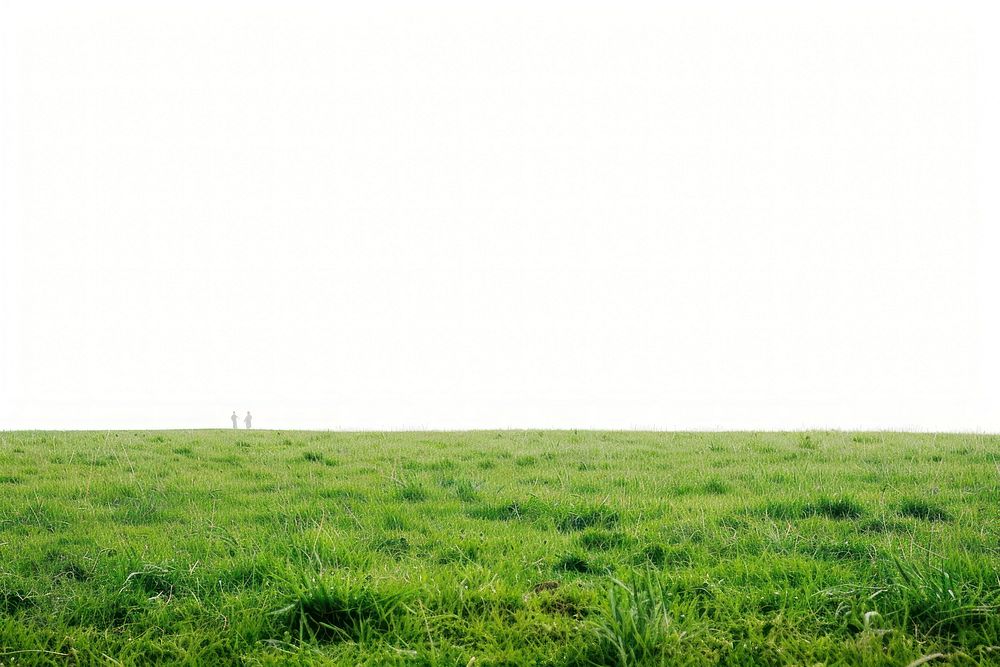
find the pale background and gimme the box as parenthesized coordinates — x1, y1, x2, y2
(2, 1, 998, 431)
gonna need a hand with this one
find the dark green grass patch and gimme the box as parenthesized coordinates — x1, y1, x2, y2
(394, 480, 428, 502)
(122, 565, 177, 597)
(372, 535, 410, 558)
(302, 450, 337, 466)
(798, 434, 818, 449)
(556, 552, 594, 573)
(557, 505, 620, 532)
(453, 479, 479, 502)
(754, 496, 866, 521)
(578, 529, 631, 551)
(279, 575, 410, 642)
(0, 588, 36, 614)
(470, 497, 551, 522)
(897, 498, 952, 522)
(633, 544, 694, 568)
(813, 496, 866, 520)
(673, 477, 731, 496)
(859, 517, 914, 534)
(7, 501, 71, 533)
(113, 496, 168, 526)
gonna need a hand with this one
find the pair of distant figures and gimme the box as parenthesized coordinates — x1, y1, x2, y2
(231, 411, 252, 429)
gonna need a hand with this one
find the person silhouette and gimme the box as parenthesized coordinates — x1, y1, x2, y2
(244, 411, 252, 429)
(231, 411, 238, 429)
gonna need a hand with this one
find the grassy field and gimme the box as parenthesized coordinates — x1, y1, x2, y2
(0, 430, 998, 665)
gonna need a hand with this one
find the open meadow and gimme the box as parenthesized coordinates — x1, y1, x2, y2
(1, 430, 998, 665)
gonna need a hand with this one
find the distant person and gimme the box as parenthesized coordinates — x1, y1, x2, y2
(231, 411, 238, 429)
(244, 411, 252, 429)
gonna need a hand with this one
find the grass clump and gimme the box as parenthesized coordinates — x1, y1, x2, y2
(592, 572, 687, 666)
(0, 588, 36, 614)
(672, 477, 731, 496)
(756, 496, 865, 521)
(578, 529, 631, 551)
(394, 480, 428, 502)
(470, 497, 550, 522)
(557, 505, 620, 532)
(897, 498, 952, 522)
(878, 556, 1000, 635)
(372, 536, 410, 558)
(812, 496, 866, 520)
(556, 552, 593, 573)
(278, 575, 409, 642)
(633, 544, 693, 568)
(302, 450, 336, 466)
(453, 479, 479, 502)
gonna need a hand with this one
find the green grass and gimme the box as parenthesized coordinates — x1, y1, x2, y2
(0, 430, 998, 665)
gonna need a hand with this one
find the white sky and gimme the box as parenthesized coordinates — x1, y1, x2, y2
(2, 1, 999, 431)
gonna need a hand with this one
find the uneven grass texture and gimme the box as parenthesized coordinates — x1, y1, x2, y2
(1, 430, 999, 665)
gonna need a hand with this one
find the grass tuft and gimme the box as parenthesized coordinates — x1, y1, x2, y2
(556, 553, 593, 573)
(394, 480, 428, 502)
(592, 571, 681, 666)
(302, 451, 337, 465)
(578, 529, 631, 551)
(373, 536, 410, 558)
(898, 498, 951, 522)
(755, 496, 865, 521)
(278, 575, 408, 642)
(557, 506, 620, 532)
(812, 496, 865, 520)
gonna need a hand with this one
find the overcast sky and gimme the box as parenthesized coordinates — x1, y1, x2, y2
(2, 1, 999, 431)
